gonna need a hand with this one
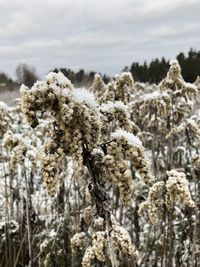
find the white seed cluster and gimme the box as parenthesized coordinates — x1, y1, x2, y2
(115, 72, 135, 103)
(82, 246, 95, 267)
(111, 130, 154, 184)
(21, 71, 101, 151)
(99, 82, 115, 103)
(3, 131, 27, 170)
(100, 72, 134, 104)
(40, 239, 49, 252)
(82, 231, 106, 267)
(100, 101, 140, 139)
(90, 73, 106, 98)
(21, 81, 58, 128)
(26, 150, 37, 176)
(60, 95, 101, 162)
(131, 61, 197, 139)
(138, 181, 165, 224)
(136, 92, 171, 119)
(159, 60, 197, 98)
(101, 130, 153, 205)
(103, 152, 133, 206)
(21, 71, 102, 195)
(93, 217, 104, 230)
(111, 225, 139, 261)
(166, 118, 200, 144)
(159, 60, 183, 91)
(0, 102, 11, 139)
(71, 214, 139, 267)
(166, 123, 185, 140)
(165, 169, 195, 210)
(38, 141, 65, 196)
(71, 232, 87, 252)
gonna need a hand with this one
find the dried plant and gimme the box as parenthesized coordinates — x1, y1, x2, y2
(0, 61, 199, 267)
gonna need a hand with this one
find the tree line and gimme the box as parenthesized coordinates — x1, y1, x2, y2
(0, 64, 110, 92)
(127, 48, 200, 83)
(0, 48, 200, 92)
(51, 67, 110, 87)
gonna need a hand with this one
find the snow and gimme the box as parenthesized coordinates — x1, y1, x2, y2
(142, 91, 168, 101)
(48, 229, 57, 238)
(170, 59, 178, 65)
(114, 101, 127, 111)
(0, 101, 9, 110)
(111, 129, 142, 147)
(100, 101, 127, 112)
(100, 101, 115, 112)
(119, 72, 133, 80)
(46, 71, 73, 89)
(20, 84, 29, 94)
(184, 82, 197, 91)
(31, 81, 47, 93)
(60, 88, 70, 97)
(72, 87, 98, 108)
(26, 149, 37, 158)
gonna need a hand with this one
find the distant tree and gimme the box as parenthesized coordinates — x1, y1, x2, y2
(51, 68, 109, 87)
(76, 69, 85, 84)
(16, 63, 39, 87)
(128, 48, 200, 83)
(0, 73, 10, 83)
(122, 66, 129, 72)
(179, 48, 200, 82)
(0, 72, 16, 91)
(176, 52, 185, 63)
(102, 73, 110, 83)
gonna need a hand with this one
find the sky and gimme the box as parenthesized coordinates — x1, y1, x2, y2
(0, 0, 200, 80)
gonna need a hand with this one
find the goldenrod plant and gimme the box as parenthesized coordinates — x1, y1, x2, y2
(0, 62, 199, 266)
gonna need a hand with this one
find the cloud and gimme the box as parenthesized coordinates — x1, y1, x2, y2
(0, 0, 199, 79)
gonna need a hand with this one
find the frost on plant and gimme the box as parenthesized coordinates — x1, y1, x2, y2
(1, 60, 199, 266)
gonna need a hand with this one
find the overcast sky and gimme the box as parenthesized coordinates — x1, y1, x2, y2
(0, 0, 200, 79)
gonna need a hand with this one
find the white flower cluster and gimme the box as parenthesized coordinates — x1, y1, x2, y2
(21, 72, 101, 153)
(0, 101, 11, 139)
(100, 101, 140, 137)
(21, 72, 102, 195)
(159, 60, 197, 98)
(111, 225, 139, 260)
(165, 169, 195, 210)
(138, 181, 165, 224)
(100, 72, 134, 104)
(139, 169, 195, 223)
(82, 231, 106, 267)
(71, 232, 87, 252)
(101, 130, 153, 205)
(166, 118, 200, 145)
(89, 73, 106, 98)
(159, 60, 183, 91)
(100, 101, 139, 139)
(137, 91, 171, 119)
(2, 131, 27, 170)
(115, 72, 135, 103)
(38, 141, 65, 196)
(110, 130, 153, 184)
(79, 221, 139, 267)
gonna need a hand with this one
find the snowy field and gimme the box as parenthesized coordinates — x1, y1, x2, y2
(0, 61, 200, 266)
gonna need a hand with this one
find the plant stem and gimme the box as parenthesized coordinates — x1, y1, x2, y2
(24, 167, 33, 267)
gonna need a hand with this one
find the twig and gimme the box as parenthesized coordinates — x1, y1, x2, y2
(13, 230, 28, 267)
(24, 167, 33, 267)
